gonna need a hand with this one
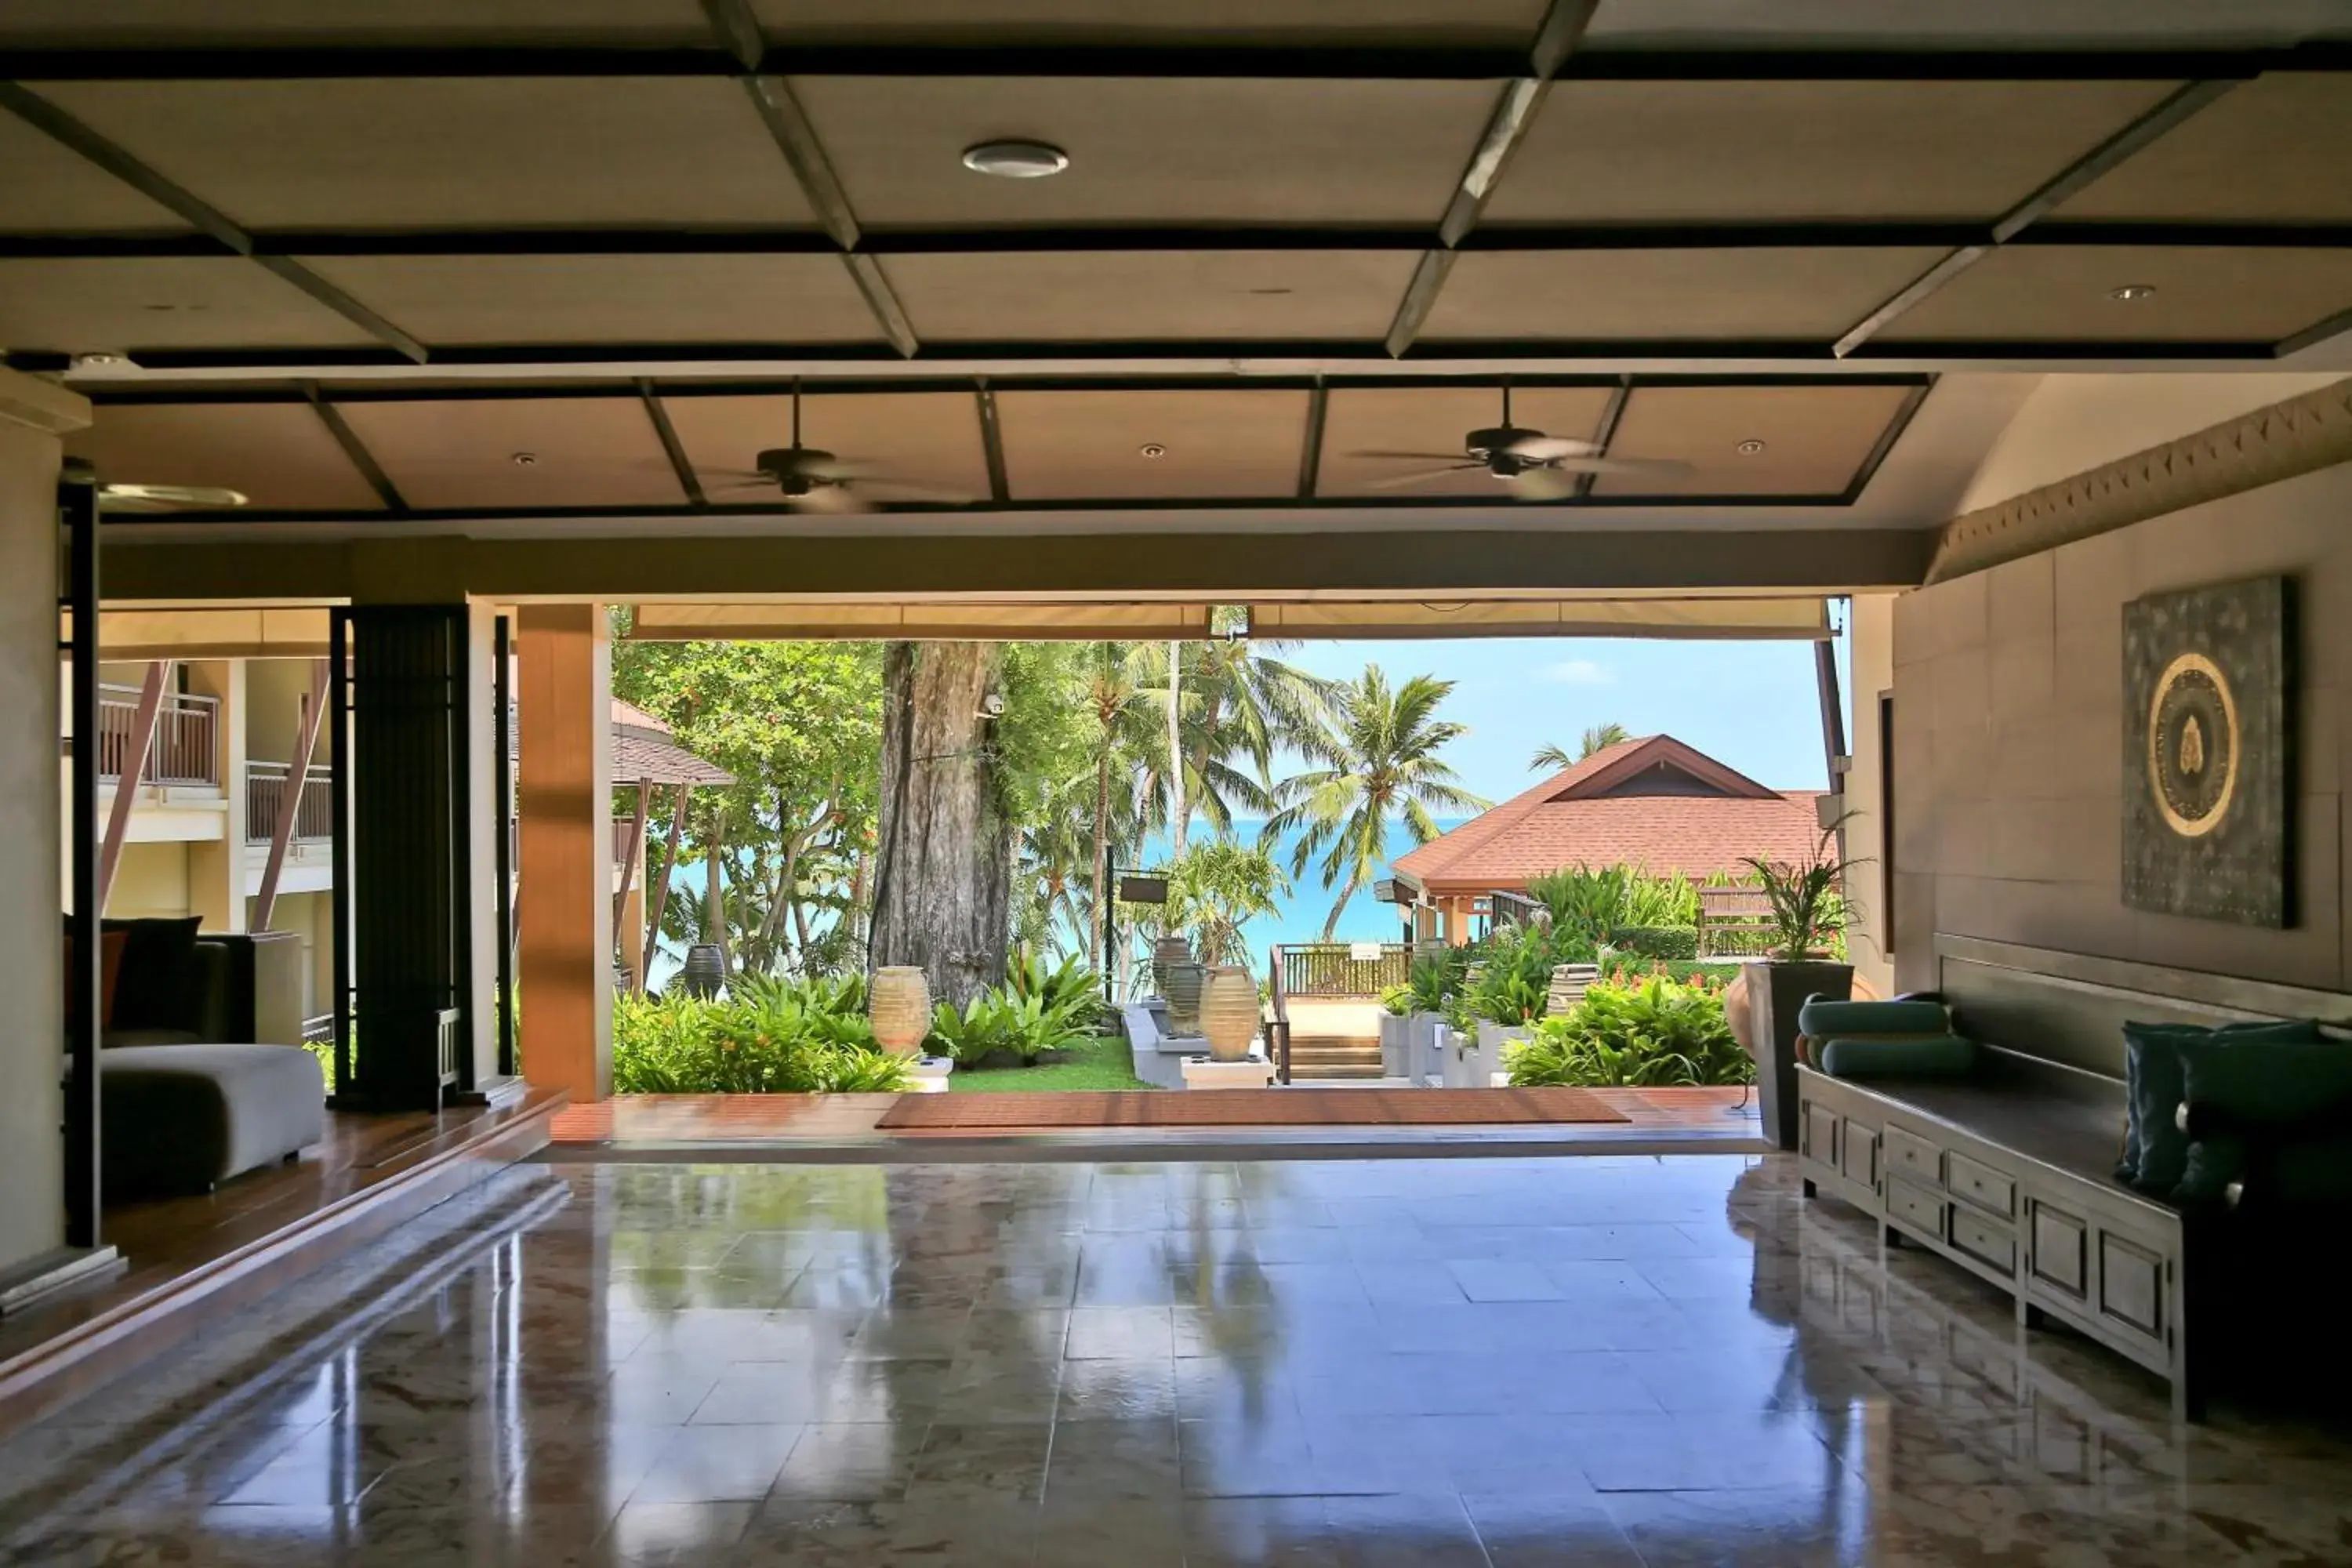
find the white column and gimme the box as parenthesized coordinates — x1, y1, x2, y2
(0, 368, 88, 1276)
(184, 658, 248, 933)
(1845, 593, 1898, 1000)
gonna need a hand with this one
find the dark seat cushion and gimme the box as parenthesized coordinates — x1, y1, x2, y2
(2118, 1019, 2323, 1192)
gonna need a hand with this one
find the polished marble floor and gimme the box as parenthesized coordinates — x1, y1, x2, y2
(4, 1154, 2350, 1565)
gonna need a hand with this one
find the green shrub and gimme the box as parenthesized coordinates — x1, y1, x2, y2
(1379, 985, 1413, 1017)
(1469, 924, 1563, 1026)
(1601, 954, 1742, 988)
(612, 986, 911, 1094)
(930, 967, 1103, 1068)
(1610, 924, 1699, 960)
(1527, 864, 1700, 947)
(1504, 975, 1750, 1088)
(1404, 949, 1468, 1014)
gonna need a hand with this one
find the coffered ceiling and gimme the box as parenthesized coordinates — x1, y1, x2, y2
(5, 0, 2347, 527)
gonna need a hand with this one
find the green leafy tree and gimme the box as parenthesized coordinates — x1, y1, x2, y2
(1529, 722, 1633, 773)
(1138, 637, 1341, 849)
(1263, 667, 1488, 940)
(612, 633, 882, 980)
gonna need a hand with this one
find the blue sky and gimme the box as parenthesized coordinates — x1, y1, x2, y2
(1277, 625, 1848, 808)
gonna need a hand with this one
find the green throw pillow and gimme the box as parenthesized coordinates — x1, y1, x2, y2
(1817, 1034, 1976, 1080)
(2176, 1033, 2352, 1125)
(1797, 998, 1951, 1039)
(2118, 1020, 2322, 1193)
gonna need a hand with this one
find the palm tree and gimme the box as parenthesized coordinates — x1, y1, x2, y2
(1080, 644, 1156, 971)
(1529, 721, 1634, 773)
(1138, 639, 1339, 848)
(1263, 667, 1488, 940)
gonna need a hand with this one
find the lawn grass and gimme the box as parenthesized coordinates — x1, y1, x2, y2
(948, 1032, 1155, 1092)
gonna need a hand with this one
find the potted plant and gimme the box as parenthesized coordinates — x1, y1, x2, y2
(1399, 951, 1460, 1086)
(1737, 819, 1862, 1150)
(1462, 927, 1554, 1088)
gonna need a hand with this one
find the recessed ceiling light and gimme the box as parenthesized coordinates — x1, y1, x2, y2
(2110, 283, 2158, 302)
(1736, 439, 1767, 456)
(1138, 443, 1167, 459)
(73, 351, 127, 368)
(511, 452, 538, 466)
(961, 140, 1070, 179)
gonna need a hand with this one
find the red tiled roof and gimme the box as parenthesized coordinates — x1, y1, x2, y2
(1394, 734, 1822, 890)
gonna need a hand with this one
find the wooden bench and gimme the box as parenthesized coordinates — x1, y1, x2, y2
(1797, 933, 2352, 1422)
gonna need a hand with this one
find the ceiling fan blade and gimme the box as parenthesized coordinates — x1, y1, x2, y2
(1361, 464, 1485, 492)
(858, 477, 982, 504)
(789, 483, 869, 515)
(1504, 435, 1602, 462)
(1544, 455, 1697, 477)
(707, 477, 779, 493)
(99, 482, 249, 510)
(1345, 448, 1473, 463)
(1509, 466, 1579, 501)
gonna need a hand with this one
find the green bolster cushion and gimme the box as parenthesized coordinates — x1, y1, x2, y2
(2117, 1019, 2325, 1193)
(1817, 1034, 1977, 1080)
(1798, 998, 1951, 1039)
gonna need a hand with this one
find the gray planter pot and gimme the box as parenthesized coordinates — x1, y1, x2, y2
(1408, 1013, 1444, 1086)
(1743, 960, 1853, 1150)
(1378, 1013, 1411, 1078)
(1450, 1022, 1526, 1089)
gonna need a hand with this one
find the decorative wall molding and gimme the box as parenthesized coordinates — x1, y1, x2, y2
(1926, 377, 2352, 583)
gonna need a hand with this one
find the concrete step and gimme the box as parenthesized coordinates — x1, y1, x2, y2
(1288, 1062, 1387, 1080)
(1287, 1044, 1381, 1062)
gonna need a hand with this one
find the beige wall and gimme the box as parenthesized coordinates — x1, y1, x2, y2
(1892, 459, 2352, 995)
(0, 373, 80, 1272)
(107, 840, 191, 918)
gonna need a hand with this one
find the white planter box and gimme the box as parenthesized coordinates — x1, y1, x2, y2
(906, 1055, 955, 1094)
(1450, 1022, 1526, 1089)
(1181, 1054, 1276, 1091)
(1410, 1014, 1446, 1086)
(1378, 1013, 1411, 1078)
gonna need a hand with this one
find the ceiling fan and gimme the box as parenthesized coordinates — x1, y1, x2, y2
(95, 482, 249, 514)
(1348, 386, 1691, 499)
(698, 382, 977, 514)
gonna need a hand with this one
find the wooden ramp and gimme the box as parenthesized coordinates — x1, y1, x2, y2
(876, 1087, 1628, 1131)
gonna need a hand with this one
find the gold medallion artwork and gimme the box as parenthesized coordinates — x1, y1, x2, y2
(2146, 651, 2238, 838)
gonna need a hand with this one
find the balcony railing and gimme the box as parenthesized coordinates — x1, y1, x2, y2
(97, 682, 219, 787)
(1278, 942, 1414, 999)
(246, 760, 334, 844)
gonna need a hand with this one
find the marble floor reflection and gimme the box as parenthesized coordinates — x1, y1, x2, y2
(4, 1155, 2350, 1565)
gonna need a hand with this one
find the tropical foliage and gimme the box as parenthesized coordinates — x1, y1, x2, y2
(1160, 841, 1290, 967)
(1504, 975, 1748, 1088)
(1263, 669, 1487, 940)
(1526, 863, 1702, 948)
(1528, 722, 1632, 773)
(612, 978, 913, 1094)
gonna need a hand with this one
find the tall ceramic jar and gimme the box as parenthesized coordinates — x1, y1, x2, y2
(1151, 935, 1192, 998)
(1200, 966, 1259, 1062)
(1163, 961, 1206, 1037)
(869, 966, 932, 1058)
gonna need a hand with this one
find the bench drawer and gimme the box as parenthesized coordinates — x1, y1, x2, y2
(1949, 1207, 2016, 1275)
(1886, 1177, 1945, 1243)
(1947, 1152, 2015, 1219)
(2029, 1199, 2089, 1302)
(1883, 1124, 1941, 1185)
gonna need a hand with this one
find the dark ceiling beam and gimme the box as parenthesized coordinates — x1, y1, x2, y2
(974, 382, 1011, 503)
(1832, 78, 2244, 358)
(1296, 379, 1329, 499)
(697, 0, 918, 358)
(2, 40, 2343, 82)
(637, 380, 705, 506)
(0, 82, 428, 362)
(1385, 0, 1601, 356)
(98, 528, 1940, 602)
(101, 335, 2290, 372)
(301, 383, 406, 510)
(83, 370, 1932, 405)
(13, 220, 2352, 260)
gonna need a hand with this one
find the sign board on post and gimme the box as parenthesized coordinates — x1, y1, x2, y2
(1348, 941, 1382, 962)
(1118, 874, 1169, 906)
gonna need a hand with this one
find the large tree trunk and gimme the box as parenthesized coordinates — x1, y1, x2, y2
(871, 641, 1012, 1008)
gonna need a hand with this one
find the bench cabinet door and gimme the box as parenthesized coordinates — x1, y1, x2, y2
(1839, 1118, 1880, 1192)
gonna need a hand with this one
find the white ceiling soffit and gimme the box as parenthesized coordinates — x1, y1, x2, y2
(1248, 597, 1831, 639)
(626, 601, 1221, 641)
(81, 605, 332, 659)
